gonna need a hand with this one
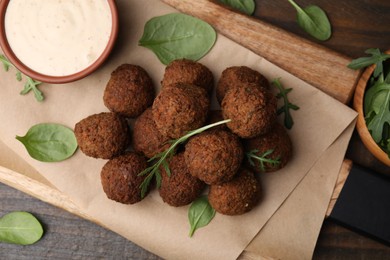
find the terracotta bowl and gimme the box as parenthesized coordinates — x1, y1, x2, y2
(353, 49, 390, 167)
(0, 0, 118, 84)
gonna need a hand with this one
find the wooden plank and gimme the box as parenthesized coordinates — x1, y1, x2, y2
(160, 0, 361, 104)
(325, 159, 353, 217)
(0, 165, 89, 220)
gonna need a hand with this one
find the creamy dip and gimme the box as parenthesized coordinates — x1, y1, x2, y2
(5, 0, 112, 76)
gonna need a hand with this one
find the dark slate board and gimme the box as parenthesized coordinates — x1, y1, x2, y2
(330, 164, 390, 245)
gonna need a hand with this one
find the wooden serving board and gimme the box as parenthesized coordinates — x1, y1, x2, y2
(0, 0, 359, 237)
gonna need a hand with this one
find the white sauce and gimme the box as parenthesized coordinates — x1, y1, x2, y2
(5, 0, 112, 76)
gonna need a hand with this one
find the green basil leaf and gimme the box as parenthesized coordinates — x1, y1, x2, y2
(219, 0, 255, 15)
(288, 0, 331, 41)
(188, 195, 216, 237)
(139, 13, 217, 65)
(0, 212, 44, 245)
(16, 123, 78, 162)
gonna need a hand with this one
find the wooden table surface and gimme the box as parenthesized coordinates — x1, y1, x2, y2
(1, 0, 390, 259)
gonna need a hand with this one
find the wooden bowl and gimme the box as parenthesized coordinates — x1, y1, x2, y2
(0, 0, 118, 84)
(353, 50, 390, 167)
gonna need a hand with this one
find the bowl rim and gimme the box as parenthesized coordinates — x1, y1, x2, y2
(353, 49, 390, 167)
(0, 0, 118, 84)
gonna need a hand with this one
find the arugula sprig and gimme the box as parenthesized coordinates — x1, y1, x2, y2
(348, 48, 390, 77)
(246, 149, 281, 172)
(0, 54, 44, 102)
(138, 119, 231, 198)
(272, 78, 300, 129)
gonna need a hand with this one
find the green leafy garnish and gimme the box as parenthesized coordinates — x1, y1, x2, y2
(348, 48, 390, 77)
(218, 0, 255, 15)
(287, 0, 331, 41)
(367, 89, 390, 143)
(188, 196, 216, 237)
(272, 78, 300, 129)
(246, 149, 281, 172)
(0, 211, 44, 245)
(139, 13, 217, 65)
(0, 54, 44, 102)
(352, 49, 390, 157)
(16, 123, 78, 162)
(138, 119, 231, 198)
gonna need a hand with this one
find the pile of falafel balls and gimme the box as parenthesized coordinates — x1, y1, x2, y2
(74, 59, 293, 216)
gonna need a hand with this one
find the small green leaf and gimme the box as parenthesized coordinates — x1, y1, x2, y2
(139, 13, 217, 65)
(246, 149, 281, 172)
(0, 54, 11, 71)
(20, 77, 44, 102)
(288, 0, 331, 41)
(272, 78, 300, 129)
(219, 0, 255, 15)
(15, 71, 22, 81)
(16, 123, 78, 162)
(348, 48, 390, 73)
(188, 196, 216, 237)
(367, 91, 390, 143)
(0, 54, 45, 102)
(162, 159, 171, 177)
(364, 75, 386, 115)
(0, 212, 44, 245)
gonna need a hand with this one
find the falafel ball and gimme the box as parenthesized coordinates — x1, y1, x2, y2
(184, 130, 243, 185)
(208, 168, 261, 215)
(74, 112, 130, 159)
(101, 152, 149, 204)
(244, 123, 292, 173)
(159, 153, 205, 207)
(152, 83, 209, 139)
(103, 64, 155, 118)
(222, 83, 277, 138)
(161, 59, 214, 94)
(132, 108, 171, 158)
(216, 66, 269, 104)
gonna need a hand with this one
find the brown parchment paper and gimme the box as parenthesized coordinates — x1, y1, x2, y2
(242, 121, 356, 260)
(0, 0, 357, 259)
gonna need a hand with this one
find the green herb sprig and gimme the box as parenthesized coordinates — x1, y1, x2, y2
(138, 119, 231, 198)
(348, 48, 390, 77)
(246, 149, 281, 172)
(188, 196, 216, 237)
(287, 0, 332, 41)
(0, 54, 44, 102)
(0, 211, 44, 245)
(272, 78, 300, 129)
